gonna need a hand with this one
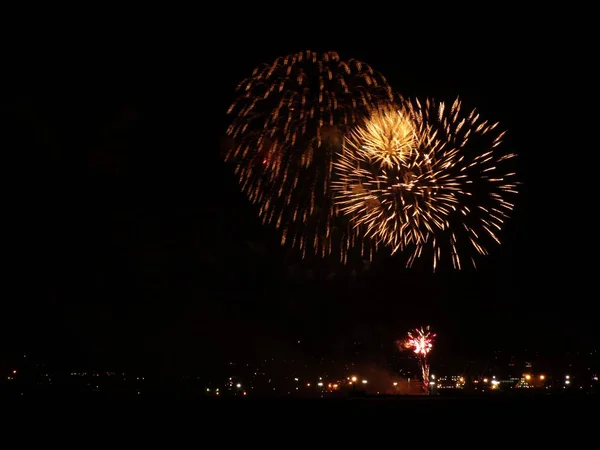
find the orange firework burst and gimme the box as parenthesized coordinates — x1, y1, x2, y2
(333, 96, 519, 270)
(225, 50, 393, 262)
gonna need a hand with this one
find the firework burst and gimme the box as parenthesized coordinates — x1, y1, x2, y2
(399, 326, 436, 394)
(225, 50, 393, 262)
(333, 96, 519, 270)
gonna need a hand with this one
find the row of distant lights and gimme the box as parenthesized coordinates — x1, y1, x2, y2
(207, 375, 369, 396)
(429, 374, 599, 388)
(292, 376, 367, 388)
(481, 374, 596, 387)
(523, 374, 580, 385)
(308, 376, 367, 389)
(207, 383, 246, 396)
(206, 373, 599, 395)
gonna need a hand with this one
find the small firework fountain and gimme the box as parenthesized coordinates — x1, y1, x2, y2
(399, 326, 436, 394)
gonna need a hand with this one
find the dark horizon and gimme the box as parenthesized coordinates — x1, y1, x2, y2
(6, 27, 595, 377)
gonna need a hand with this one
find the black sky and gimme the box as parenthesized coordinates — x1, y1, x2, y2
(6, 17, 596, 374)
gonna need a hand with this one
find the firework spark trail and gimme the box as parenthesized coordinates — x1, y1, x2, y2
(333, 96, 519, 270)
(399, 326, 436, 394)
(225, 50, 393, 262)
(333, 101, 448, 258)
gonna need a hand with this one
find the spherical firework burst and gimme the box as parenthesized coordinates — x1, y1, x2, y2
(333, 97, 519, 270)
(225, 50, 393, 262)
(398, 326, 436, 394)
(332, 101, 436, 256)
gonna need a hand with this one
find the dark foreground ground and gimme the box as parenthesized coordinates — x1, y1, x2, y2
(0, 394, 600, 442)
(110, 392, 594, 423)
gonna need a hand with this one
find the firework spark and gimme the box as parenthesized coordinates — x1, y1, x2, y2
(333, 97, 518, 270)
(225, 50, 393, 262)
(399, 326, 436, 394)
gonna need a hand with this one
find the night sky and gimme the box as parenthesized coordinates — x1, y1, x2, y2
(6, 21, 595, 375)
